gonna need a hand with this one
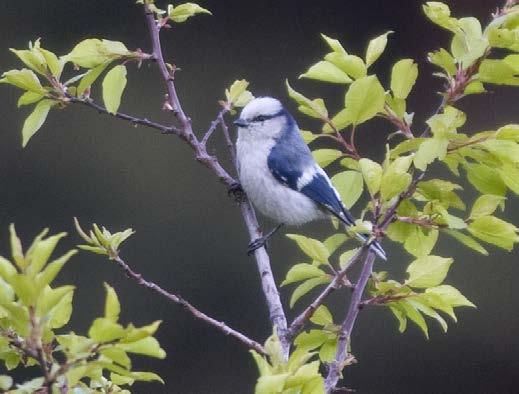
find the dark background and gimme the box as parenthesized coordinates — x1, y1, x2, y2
(1, 1, 518, 393)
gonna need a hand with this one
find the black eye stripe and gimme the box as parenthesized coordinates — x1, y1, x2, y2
(251, 110, 284, 122)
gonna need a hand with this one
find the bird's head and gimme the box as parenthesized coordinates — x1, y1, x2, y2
(234, 97, 290, 140)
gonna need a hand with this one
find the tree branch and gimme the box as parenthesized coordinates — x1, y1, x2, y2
(287, 247, 367, 340)
(69, 97, 180, 135)
(324, 251, 376, 393)
(112, 254, 266, 355)
(142, 4, 289, 357)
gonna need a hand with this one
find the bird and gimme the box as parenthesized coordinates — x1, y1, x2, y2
(233, 96, 386, 261)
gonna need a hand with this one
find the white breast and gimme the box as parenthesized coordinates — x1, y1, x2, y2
(236, 133, 324, 226)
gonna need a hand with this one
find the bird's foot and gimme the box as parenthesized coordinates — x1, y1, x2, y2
(246, 223, 285, 256)
(247, 236, 269, 256)
(228, 182, 246, 203)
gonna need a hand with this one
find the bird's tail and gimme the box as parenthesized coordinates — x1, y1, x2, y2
(355, 233, 387, 261)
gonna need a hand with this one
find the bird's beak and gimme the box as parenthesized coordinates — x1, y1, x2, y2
(233, 118, 249, 128)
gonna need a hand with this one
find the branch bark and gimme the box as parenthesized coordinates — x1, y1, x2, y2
(113, 255, 266, 355)
(324, 251, 376, 393)
(142, 4, 290, 357)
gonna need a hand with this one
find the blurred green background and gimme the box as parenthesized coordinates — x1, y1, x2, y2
(1, 0, 518, 392)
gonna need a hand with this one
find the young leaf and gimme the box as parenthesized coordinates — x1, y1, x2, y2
(168, 3, 212, 23)
(443, 229, 488, 255)
(405, 255, 453, 288)
(17, 91, 43, 107)
(391, 59, 419, 99)
(290, 277, 330, 308)
(0, 69, 46, 94)
(102, 65, 127, 114)
(21, 99, 54, 147)
(425, 285, 475, 308)
(286, 234, 330, 264)
(469, 195, 505, 220)
(310, 305, 333, 326)
(311, 149, 342, 168)
(104, 283, 121, 322)
(359, 158, 382, 196)
(300, 61, 353, 84)
(282, 264, 327, 286)
(344, 75, 385, 125)
(321, 34, 347, 54)
(331, 171, 364, 209)
(365, 31, 392, 67)
(324, 52, 367, 79)
(468, 216, 519, 251)
(77, 62, 110, 96)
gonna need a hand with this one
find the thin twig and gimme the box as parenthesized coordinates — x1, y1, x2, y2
(325, 251, 376, 393)
(113, 255, 266, 355)
(69, 97, 179, 135)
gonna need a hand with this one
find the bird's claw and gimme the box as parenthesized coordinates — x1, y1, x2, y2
(228, 182, 246, 203)
(247, 236, 268, 256)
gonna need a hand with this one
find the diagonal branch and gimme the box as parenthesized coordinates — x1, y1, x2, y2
(142, 4, 290, 358)
(113, 254, 266, 355)
(325, 251, 376, 392)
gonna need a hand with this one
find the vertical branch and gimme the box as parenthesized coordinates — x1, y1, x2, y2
(142, 4, 289, 357)
(325, 251, 376, 392)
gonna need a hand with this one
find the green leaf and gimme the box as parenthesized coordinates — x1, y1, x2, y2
(479, 59, 519, 86)
(286, 234, 330, 264)
(428, 48, 457, 75)
(470, 195, 505, 219)
(465, 163, 507, 196)
(407, 297, 447, 333)
(11, 274, 40, 305)
(48, 287, 74, 328)
(388, 304, 407, 332)
(104, 283, 121, 322)
(88, 317, 126, 342)
(324, 52, 367, 79)
(102, 65, 127, 114)
(498, 164, 519, 195)
(391, 59, 419, 99)
(130, 371, 164, 384)
(21, 99, 54, 148)
(404, 228, 439, 258)
(286, 81, 328, 120)
(17, 91, 43, 107)
(294, 330, 328, 350)
(365, 31, 392, 67)
(344, 75, 385, 125)
(37, 250, 77, 288)
(26, 232, 67, 275)
(320, 34, 347, 54)
(425, 284, 475, 308)
(468, 216, 519, 251)
(9, 224, 26, 270)
(256, 374, 290, 394)
(225, 79, 254, 107)
(168, 3, 212, 23)
(318, 339, 338, 362)
(77, 62, 110, 96)
(423, 2, 461, 33)
(405, 255, 453, 288)
(121, 336, 166, 359)
(290, 277, 330, 308)
(250, 350, 272, 376)
(0, 69, 46, 94)
(300, 61, 353, 84)
(339, 248, 359, 270)
(380, 156, 413, 201)
(359, 158, 382, 195)
(310, 305, 333, 326)
(400, 299, 429, 338)
(0, 375, 12, 391)
(323, 108, 351, 132)
(63, 39, 132, 68)
(311, 149, 342, 168)
(331, 171, 363, 209)
(443, 229, 488, 255)
(282, 264, 327, 286)
(323, 234, 348, 254)
(413, 137, 449, 171)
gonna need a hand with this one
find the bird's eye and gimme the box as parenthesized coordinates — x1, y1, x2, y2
(253, 115, 268, 122)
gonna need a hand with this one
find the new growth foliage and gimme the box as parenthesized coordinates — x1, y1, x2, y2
(1, 0, 519, 393)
